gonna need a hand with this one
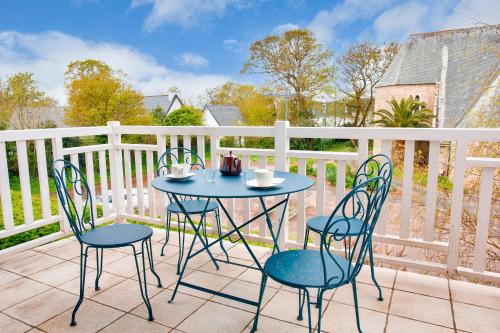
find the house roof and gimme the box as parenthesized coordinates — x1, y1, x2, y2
(9, 105, 66, 129)
(143, 94, 183, 113)
(204, 105, 244, 126)
(377, 25, 500, 127)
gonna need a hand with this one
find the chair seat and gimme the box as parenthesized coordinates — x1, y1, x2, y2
(167, 199, 219, 214)
(264, 250, 353, 288)
(307, 215, 367, 236)
(81, 224, 153, 248)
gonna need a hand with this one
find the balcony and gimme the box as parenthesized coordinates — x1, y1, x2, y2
(0, 121, 499, 332)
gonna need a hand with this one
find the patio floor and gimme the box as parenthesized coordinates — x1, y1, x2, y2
(0, 227, 499, 333)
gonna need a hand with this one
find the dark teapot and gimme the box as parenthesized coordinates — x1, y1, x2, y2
(220, 151, 242, 176)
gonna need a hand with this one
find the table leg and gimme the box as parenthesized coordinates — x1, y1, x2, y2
(168, 194, 219, 303)
(258, 194, 290, 254)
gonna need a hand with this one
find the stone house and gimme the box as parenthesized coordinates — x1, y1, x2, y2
(375, 25, 499, 128)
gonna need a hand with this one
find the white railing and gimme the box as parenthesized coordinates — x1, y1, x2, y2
(0, 121, 499, 284)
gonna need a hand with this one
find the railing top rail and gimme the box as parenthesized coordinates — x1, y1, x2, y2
(115, 125, 275, 137)
(0, 126, 110, 142)
(287, 126, 500, 141)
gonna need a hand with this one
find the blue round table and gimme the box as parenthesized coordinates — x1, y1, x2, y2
(152, 170, 313, 307)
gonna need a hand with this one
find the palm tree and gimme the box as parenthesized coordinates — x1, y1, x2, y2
(374, 96, 434, 127)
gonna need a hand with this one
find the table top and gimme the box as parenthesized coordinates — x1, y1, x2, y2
(152, 170, 313, 199)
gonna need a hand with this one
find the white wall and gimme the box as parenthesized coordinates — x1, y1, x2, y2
(203, 108, 219, 126)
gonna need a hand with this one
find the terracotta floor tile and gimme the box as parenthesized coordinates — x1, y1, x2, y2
(4, 289, 77, 326)
(390, 290, 453, 328)
(177, 300, 254, 333)
(386, 315, 454, 333)
(0, 277, 50, 310)
(38, 300, 124, 333)
(453, 301, 500, 333)
(0, 312, 31, 333)
(99, 313, 171, 333)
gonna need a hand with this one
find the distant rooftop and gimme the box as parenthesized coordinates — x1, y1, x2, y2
(143, 94, 183, 113)
(205, 104, 244, 126)
(377, 24, 500, 127)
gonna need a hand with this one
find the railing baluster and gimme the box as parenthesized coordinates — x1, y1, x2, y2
(210, 135, 219, 169)
(183, 135, 191, 162)
(70, 153, 83, 218)
(258, 155, 267, 237)
(424, 141, 440, 241)
(98, 150, 110, 217)
(242, 155, 250, 235)
(85, 152, 97, 222)
(170, 135, 178, 160)
(335, 160, 346, 207)
(400, 140, 415, 239)
(135, 150, 144, 216)
(146, 150, 156, 219)
(156, 135, 166, 222)
(197, 135, 205, 165)
(35, 139, 51, 220)
(297, 158, 307, 245)
(0, 142, 14, 230)
(377, 139, 392, 235)
(447, 140, 467, 271)
(472, 167, 495, 272)
(315, 159, 326, 245)
(16, 141, 34, 225)
(123, 149, 133, 214)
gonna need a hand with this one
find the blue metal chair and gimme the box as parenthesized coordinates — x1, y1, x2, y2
(304, 154, 392, 301)
(157, 147, 228, 274)
(52, 159, 162, 326)
(252, 176, 390, 333)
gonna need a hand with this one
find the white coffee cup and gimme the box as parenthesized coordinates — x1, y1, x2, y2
(255, 169, 273, 186)
(172, 163, 189, 177)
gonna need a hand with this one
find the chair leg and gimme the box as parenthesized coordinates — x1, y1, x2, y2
(352, 280, 363, 333)
(369, 243, 383, 301)
(215, 209, 229, 261)
(177, 217, 186, 275)
(303, 228, 310, 249)
(70, 245, 89, 326)
(147, 238, 162, 288)
(131, 242, 154, 321)
(95, 248, 103, 291)
(251, 273, 268, 333)
(297, 288, 306, 320)
(304, 288, 313, 333)
(160, 211, 172, 256)
(316, 289, 324, 333)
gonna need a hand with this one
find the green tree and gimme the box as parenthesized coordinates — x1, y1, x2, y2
(336, 42, 400, 127)
(241, 29, 334, 125)
(374, 96, 434, 127)
(206, 82, 277, 125)
(163, 106, 204, 126)
(151, 105, 165, 125)
(0, 73, 55, 129)
(64, 60, 150, 126)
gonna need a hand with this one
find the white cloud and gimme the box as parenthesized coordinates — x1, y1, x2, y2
(131, 0, 254, 31)
(272, 23, 300, 34)
(179, 52, 209, 68)
(0, 31, 230, 104)
(309, 0, 500, 47)
(222, 39, 244, 52)
(443, 0, 500, 28)
(373, 2, 429, 41)
(309, 0, 395, 45)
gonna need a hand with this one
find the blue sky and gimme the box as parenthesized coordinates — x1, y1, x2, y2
(0, 0, 498, 104)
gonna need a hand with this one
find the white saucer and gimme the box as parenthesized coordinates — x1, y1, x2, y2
(165, 172, 195, 181)
(246, 177, 285, 189)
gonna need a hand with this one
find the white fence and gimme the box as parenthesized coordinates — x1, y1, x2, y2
(0, 121, 499, 283)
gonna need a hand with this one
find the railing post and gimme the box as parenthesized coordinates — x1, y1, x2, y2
(107, 121, 125, 223)
(447, 140, 467, 272)
(275, 121, 289, 249)
(52, 136, 71, 233)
